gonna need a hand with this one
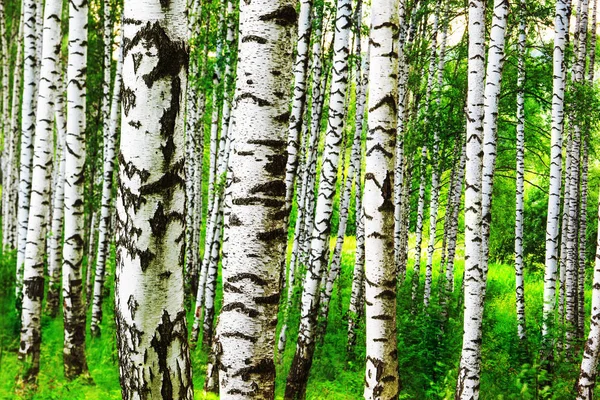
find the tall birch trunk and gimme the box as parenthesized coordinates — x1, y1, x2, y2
(514, 0, 527, 342)
(278, 10, 327, 356)
(284, 0, 313, 213)
(480, 0, 508, 271)
(455, 0, 486, 396)
(213, 0, 296, 396)
(576, 193, 600, 399)
(46, 74, 67, 318)
(15, 0, 39, 307)
(91, 40, 123, 337)
(115, 1, 193, 397)
(286, 1, 353, 397)
(542, 0, 570, 347)
(62, 0, 89, 379)
(18, 0, 63, 379)
(363, 1, 400, 397)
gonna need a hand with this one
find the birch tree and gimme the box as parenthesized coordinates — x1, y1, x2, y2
(213, 0, 296, 396)
(363, 0, 400, 396)
(15, 0, 38, 306)
(114, 0, 193, 397)
(455, 0, 486, 396)
(576, 194, 600, 399)
(62, 0, 89, 378)
(91, 38, 123, 337)
(18, 0, 63, 379)
(542, 0, 570, 347)
(286, 0, 353, 396)
(514, 0, 526, 342)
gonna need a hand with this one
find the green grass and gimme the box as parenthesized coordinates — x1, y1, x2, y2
(0, 236, 589, 399)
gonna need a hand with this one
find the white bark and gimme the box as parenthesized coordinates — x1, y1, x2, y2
(284, 0, 313, 212)
(15, 0, 39, 305)
(115, 1, 193, 397)
(455, 0, 486, 396)
(278, 11, 327, 357)
(286, 0, 352, 396)
(91, 38, 123, 337)
(543, 0, 570, 342)
(515, 0, 527, 341)
(481, 0, 508, 270)
(46, 73, 67, 318)
(214, 0, 296, 396)
(62, 0, 89, 378)
(576, 193, 600, 399)
(363, 1, 400, 397)
(18, 0, 63, 378)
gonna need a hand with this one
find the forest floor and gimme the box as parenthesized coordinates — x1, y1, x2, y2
(0, 238, 585, 399)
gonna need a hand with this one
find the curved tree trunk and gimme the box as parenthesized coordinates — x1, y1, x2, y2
(213, 0, 296, 396)
(285, 0, 353, 397)
(62, 0, 89, 379)
(115, 1, 193, 398)
(363, 1, 400, 396)
(18, 0, 63, 380)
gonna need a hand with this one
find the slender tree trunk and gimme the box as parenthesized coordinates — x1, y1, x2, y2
(286, 0, 353, 397)
(284, 0, 313, 213)
(15, 0, 39, 308)
(91, 39, 123, 337)
(577, 135, 589, 340)
(5, 11, 24, 251)
(213, 0, 295, 396)
(317, 2, 366, 338)
(62, 0, 89, 379)
(46, 73, 67, 318)
(576, 194, 600, 399)
(542, 0, 570, 349)
(115, 1, 193, 397)
(480, 0, 508, 270)
(455, 0, 486, 396)
(411, 146, 427, 304)
(278, 10, 327, 357)
(363, 2, 400, 397)
(514, 0, 527, 342)
(18, 0, 63, 380)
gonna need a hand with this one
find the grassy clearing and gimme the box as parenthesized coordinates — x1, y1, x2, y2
(0, 236, 586, 398)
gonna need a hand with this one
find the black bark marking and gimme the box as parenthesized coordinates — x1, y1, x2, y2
(222, 302, 259, 317)
(259, 5, 298, 27)
(241, 35, 267, 44)
(265, 154, 287, 176)
(122, 85, 136, 117)
(23, 276, 44, 301)
(229, 273, 268, 286)
(257, 229, 286, 242)
(255, 293, 280, 305)
(249, 180, 286, 196)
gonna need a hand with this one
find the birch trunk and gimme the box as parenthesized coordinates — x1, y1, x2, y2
(577, 135, 589, 340)
(62, 0, 89, 379)
(5, 11, 24, 251)
(515, 0, 527, 341)
(284, 0, 313, 213)
(543, 0, 570, 345)
(115, 1, 193, 397)
(46, 75, 67, 318)
(18, 0, 63, 379)
(480, 0, 508, 271)
(213, 0, 296, 396)
(455, 0, 486, 396)
(15, 0, 39, 307)
(576, 193, 600, 399)
(91, 40, 123, 337)
(286, 0, 353, 396)
(278, 11, 327, 357)
(317, 3, 366, 337)
(363, 2, 400, 396)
